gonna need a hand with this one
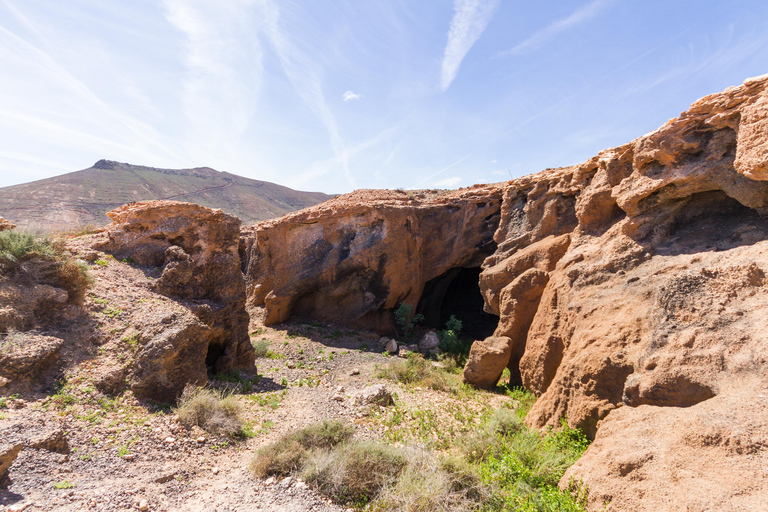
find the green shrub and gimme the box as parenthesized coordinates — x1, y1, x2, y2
(376, 352, 461, 392)
(175, 385, 244, 437)
(394, 303, 424, 340)
(0, 230, 92, 302)
(437, 315, 471, 355)
(252, 339, 270, 358)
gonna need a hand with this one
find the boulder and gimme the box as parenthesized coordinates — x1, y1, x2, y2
(0, 334, 64, 382)
(129, 309, 210, 403)
(0, 443, 22, 479)
(0, 283, 69, 332)
(384, 339, 398, 354)
(29, 427, 69, 454)
(97, 201, 254, 374)
(462, 336, 512, 388)
(418, 331, 440, 352)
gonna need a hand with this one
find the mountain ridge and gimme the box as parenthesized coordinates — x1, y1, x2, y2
(0, 160, 333, 232)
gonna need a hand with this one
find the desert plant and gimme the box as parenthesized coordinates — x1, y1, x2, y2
(394, 303, 424, 339)
(175, 385, 244, 437)
(376, 352, 461, 392)
(302, 440, 407, 506)
(0, 230, 92, 302)
(437, 315, 470, 355)
(252, 339, 270, 357)
(250, 420, 355, 477)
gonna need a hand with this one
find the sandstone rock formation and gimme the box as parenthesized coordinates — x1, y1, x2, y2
(242, 188, 502, 331)
(0, 443, 22, 479)
(0, 217, 15, 231)
(98, 201, 254, 377)
(241, 74, 768, 510)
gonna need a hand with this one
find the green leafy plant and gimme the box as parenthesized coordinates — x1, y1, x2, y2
(437, 315, 469, 355)
(394, 303, 424, 340)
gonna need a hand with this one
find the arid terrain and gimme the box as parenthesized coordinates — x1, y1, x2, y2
(2, 73, 768, 512)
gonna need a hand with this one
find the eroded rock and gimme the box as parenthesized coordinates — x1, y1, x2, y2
(0, 333, 64, 382)
(0, 443, 22, 479)
(97, 201, 254, 376)
(462, 336, 512, 388)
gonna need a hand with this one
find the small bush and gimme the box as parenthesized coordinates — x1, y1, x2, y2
(437, 315, 470, 355)
(394, 303, 424, 340)
(250, 420, 355, 477)
(303, 441, 407, 506)
(252, 339, 270, 358)
(0, 230, 92, 302)
(176, 385, 244, 437)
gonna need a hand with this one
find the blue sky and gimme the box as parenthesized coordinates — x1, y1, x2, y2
(0, 0, 767, 193)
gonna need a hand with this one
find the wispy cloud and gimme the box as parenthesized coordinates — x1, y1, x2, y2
(500, 0, 614, 57)
(440, 0, 500, 91)
(162, 0, 262, 164)
(259, 1, 360, 187)
(342, 90, 362, 101)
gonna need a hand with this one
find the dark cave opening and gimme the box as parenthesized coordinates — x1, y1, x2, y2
(205, 342, 225, 372)
(416, 267, 499, 340)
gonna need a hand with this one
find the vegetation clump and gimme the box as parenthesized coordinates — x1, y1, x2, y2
(376, 352, 462, 392)
(0, 230, 92, 302)
(250, 397, 591, 512)
(394, 303, 424, 340)
(175, 385, 246, 437)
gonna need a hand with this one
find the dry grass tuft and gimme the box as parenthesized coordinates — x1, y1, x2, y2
(250, 420, 354, 477)
(176, 385, 244, 436)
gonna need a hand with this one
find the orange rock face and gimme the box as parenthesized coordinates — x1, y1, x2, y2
(0, 217, 15, 231)
(98, 201, 254, 382)
(242, 74, 768, 510)
(241, 187, 503, 332)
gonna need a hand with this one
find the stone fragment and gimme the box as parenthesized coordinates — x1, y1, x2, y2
(462, 336, 512, 389)
(0, 443, 22, 479)
(418, 331, 439, 352)
(350, 384, 394, 406)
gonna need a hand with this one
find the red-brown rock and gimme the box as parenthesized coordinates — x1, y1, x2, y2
(98, 200, 254, 376)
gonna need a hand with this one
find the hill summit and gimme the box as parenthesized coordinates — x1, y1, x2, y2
(0, 160, 332, 232)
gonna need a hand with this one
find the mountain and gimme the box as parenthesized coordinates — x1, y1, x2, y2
(0, 160, 333, 232)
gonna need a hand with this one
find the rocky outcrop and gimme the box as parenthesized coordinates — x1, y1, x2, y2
(0, 333, 64, 383)
(242, 188, 502, 331)
(0, 217, 15, 231)
(129, 308, 210, 403)
(97, 201, 254, 375)
(240, 73, 768, 510)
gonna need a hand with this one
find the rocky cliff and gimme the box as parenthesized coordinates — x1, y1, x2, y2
(241, 74, 768, 510)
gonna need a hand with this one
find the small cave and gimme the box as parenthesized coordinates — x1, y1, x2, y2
(416, 267, 499, 340)
(205, 342, 225, 373)
(655, 190, 767, 255)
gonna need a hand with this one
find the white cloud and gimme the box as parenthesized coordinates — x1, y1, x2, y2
(162, 0, 262, 163)
(440, 0, 500, 91)
(432, 176, 462, 188)
(342, 90, 362, 101)
(490, 159, 497, 163)
(500, 0, 614, 57)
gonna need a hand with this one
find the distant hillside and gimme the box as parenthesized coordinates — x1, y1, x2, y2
(0, 160, 333, 232)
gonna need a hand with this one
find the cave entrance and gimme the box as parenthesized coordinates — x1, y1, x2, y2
(205, 342, 225, 373)
(416, 267, 498, 340)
